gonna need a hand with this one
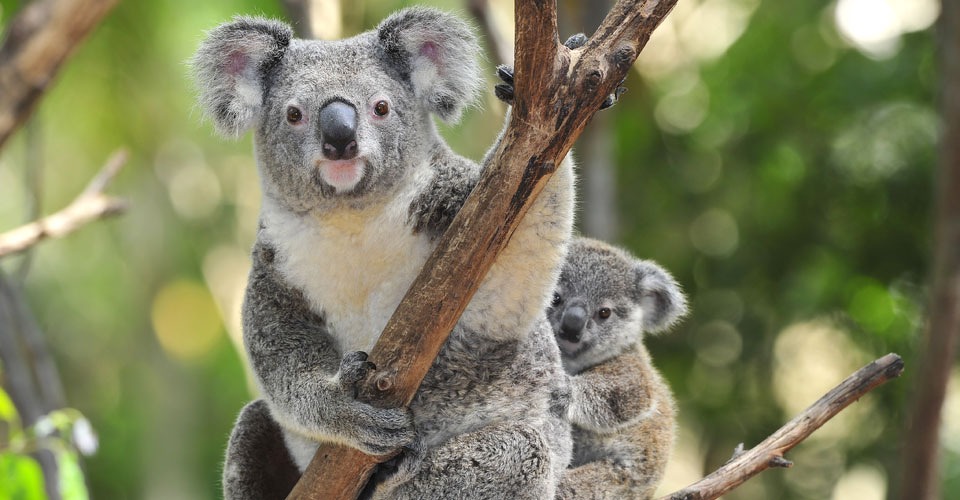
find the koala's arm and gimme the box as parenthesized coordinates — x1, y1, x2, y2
(568, 349, 660, 432)
(408, 146, 481, 240)
(242, 241, 414, 456)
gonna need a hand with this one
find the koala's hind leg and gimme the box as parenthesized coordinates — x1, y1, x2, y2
(557, 459, 657, 500)
(376, 422, 555, 500)
(222, 399, 301, 500)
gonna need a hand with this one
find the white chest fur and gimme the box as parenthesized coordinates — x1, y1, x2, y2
(261, 175, 434, 355)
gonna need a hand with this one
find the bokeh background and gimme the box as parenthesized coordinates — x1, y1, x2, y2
(0, 0, 950, 498)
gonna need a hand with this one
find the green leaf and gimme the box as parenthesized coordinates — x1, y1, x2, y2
(57, 450, 89, 500)
(0, 452, 47, 500)
(0, 385, 19, 424)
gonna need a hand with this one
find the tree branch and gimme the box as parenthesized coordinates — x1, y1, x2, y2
(899, 1, 960, 498)
(0, 150, 128, 259)
(287, 1, 678, 499)
(661, 353, 905, 500)
(0, 0, 119, 150)
(466, 0, 514, 66)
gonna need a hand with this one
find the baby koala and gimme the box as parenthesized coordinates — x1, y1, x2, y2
(547, 237, 688, 500)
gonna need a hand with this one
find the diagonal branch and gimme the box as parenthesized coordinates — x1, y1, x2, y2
(0, 0, 119, 150)
(287, 1, 678, 499)
(661, 353, 905, 500)
(0, 150, 128, 259)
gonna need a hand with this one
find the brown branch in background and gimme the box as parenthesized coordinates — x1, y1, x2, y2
(288, 1, 679, 499)
(466, 0, 514, 66)
(280, 0, 342, 40)
(0, 270, 66, 499)
(0, 150, 128, 259)
(662, 353, 905, 500)
(899, 1, 960, 498)
(0, 0, 119, 150)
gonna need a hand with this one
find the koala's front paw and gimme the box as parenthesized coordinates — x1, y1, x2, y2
(334, 351, 417, 456)
(493, 33, 627, 110)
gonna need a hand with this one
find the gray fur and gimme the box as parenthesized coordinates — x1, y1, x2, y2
(192, 8, 574, 499)
(546, 237, 688, 499)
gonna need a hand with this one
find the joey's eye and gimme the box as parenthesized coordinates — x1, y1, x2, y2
(374, 100, 390, 117)
(286, 106, 303, 124)
(598, 307, 612, 320)
(551, 293, 562, 307)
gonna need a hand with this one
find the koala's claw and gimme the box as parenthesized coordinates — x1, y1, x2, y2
(564, 33, 588, 50)
(600, 85, 627, 110)
(493, 39, 627, 110)
(494, 65, 515, 105)
(338, 351, 377, 388)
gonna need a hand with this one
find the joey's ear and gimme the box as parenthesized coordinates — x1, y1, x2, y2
(632, 260, 688, 334)
(191, 17, 292, 137)
(377, 7, 481, 123)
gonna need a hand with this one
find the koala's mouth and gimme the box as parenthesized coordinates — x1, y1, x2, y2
(555, 337, 583, 357)
(317, 159, 366, 194)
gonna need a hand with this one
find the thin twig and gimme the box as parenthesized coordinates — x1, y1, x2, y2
(661, 353, 905, 500)
(0, 150, 128, 259)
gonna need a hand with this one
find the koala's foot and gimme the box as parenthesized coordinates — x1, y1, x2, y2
(380, 422, 553, 500)
(333, 351, 417, 456)
(223, 400, 300, 500)
(493, 33, 626, 110)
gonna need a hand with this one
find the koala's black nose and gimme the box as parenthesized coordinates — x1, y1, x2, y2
(558, 305, 588, 343)
(319, 100, 358, 160)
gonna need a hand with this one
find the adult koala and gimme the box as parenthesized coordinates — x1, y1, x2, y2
(191, 7, 574, 500)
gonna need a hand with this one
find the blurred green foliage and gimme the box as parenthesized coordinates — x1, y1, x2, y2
(0, 0, 949, 498)
(0, 386, 91, 499)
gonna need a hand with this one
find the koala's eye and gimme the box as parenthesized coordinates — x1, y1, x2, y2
(286, 106, 303, 124)
(374, 100, 390, 117)
(551, 293, 562, 307)
(597, 307, 612, 320)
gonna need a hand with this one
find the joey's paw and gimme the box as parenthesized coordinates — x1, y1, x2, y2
(338, 351, 377, 389)
(371, 437, 425, 494)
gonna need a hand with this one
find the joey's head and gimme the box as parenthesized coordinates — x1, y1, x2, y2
(191, 8, 481, 212)
(547, 238, 688, 373)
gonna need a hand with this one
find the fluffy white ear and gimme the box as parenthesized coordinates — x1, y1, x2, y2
(191, 17, 292, 137)
(633, 260, 688, 334)
(377, 7, 482, 123)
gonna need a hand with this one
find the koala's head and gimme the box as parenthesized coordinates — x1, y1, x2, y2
(547, 238, 688, 373)
(191, 8, 481, 212)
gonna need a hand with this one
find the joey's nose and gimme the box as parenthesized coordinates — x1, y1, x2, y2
(558, 305, 588, 343)
(319, 100, 358, 160)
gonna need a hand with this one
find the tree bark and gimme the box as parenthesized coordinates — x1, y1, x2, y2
(286, 1, 678, 499)
(663, 353, 905, 500)
(0, 0, 119, 149)
(898, 2, 960, 498)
